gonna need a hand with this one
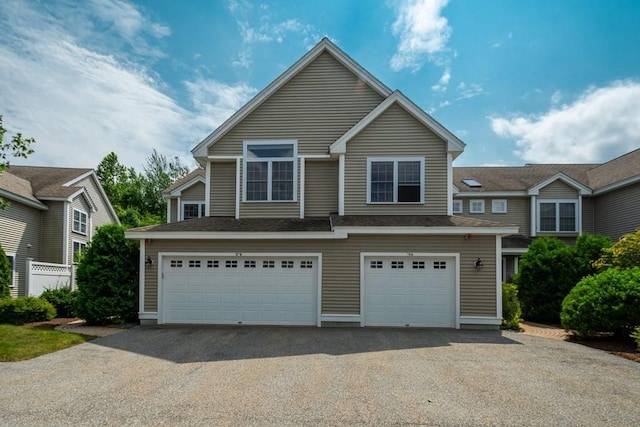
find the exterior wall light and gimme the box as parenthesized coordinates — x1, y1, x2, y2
(145, 256, 153, 267)
(474, 258, 484, 271)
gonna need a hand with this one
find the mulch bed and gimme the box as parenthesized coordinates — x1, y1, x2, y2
(24, 318, 80, 329)
(567, 334, 640, 363)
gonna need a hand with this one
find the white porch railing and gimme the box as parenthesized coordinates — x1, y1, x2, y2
(26, 258, 73, 296)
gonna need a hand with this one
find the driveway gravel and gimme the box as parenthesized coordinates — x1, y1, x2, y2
(1, 326, 639, 426)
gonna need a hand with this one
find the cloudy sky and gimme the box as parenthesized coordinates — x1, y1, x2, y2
(1, 0, 639, 170)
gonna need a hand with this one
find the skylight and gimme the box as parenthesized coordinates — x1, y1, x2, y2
(462, 179, 482, 187)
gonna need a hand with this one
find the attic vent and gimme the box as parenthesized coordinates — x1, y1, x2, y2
(462, 179, 482, 187)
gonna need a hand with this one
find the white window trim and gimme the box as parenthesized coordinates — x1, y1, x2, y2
(469, 199, 485, 214)
(180, 200, 206, 221)
(72, 208, 88, 235)
(242, 140, 298, 203)
(536, 199, 578, 233)
(6, 252, 16, 288)
(72, 240, 87, 262)
(366, 157, 425, 204)
(491, 199, 508, 214)
(452, 199, 463, 214)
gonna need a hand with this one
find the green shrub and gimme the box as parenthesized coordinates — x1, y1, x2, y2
(40, 287, 77, 318)
(502, 283, 522, 330)
(0, 243, 12, 299)
(561, 267, 640, 336)
(631, 326, 640, 351)
(594, 228, 640, 270)
(75, 224, 139, 325)
(0, 297, 56, 325)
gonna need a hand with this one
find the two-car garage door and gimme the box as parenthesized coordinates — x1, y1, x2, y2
(161, 255, 318, 325)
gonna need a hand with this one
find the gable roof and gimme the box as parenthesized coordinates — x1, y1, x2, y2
(587, 148, 640, 192)
(163, 169, 206, 196)
(0, 171, 48, 210)
(191, 38, 392, 160)
(329, 91, 465, 158)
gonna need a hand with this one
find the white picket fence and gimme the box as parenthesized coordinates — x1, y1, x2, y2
(26, 259, 74, 297)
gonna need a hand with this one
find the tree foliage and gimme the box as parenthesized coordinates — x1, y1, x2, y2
(514, 234, 611, 323)
(593, 228, 640, 270)
(0, 243, 12, 299)
(0, 115, 35, 209)
(96, 150, 189, 227)
(75, 224, 139, 325)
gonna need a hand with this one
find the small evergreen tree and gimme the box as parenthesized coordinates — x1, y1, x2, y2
(0, 243, 11, 298)
(75, 224, 139, 325)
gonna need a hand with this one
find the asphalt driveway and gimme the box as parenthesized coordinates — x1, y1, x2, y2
(1, 327, 639, 426)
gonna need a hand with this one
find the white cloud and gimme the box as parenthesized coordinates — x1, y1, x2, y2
(490, 81, 640, 163)
(431, 68, 451, 92)
(550, 90, 563, 106)
(390, 0, 451, 72)
(456, 82, 485, 100)
(0, 0, 255, 170)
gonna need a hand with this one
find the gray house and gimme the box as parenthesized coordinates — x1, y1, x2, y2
(0, 166, 119, 297)
(126, 38, 518, 329)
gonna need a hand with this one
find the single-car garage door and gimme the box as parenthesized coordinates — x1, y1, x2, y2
(161, 255, 318, 325)
(363, 255, 456, 328)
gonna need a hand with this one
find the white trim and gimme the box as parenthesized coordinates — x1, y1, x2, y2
(139, 312, 158, 320)
(192, 38, 392, 159)
(360, 252, 460, 329)
(447, 153, 453, 215)
(242, 140, 298, 203)
(530, 195, 537, 237)
(180, 200, 206, 220)
(320, 314, 361, 323)
(299, 157, 305, 219)
(536, 199, 578, 233)
(491, 199, 508, 214)
(452, 199, 463, 214)
(63, 170, 94, 186)
(459, 316, 502, 326)
(299, 154, 331, 159)
(168, 175, 206, 197)
(207, 155, 243, 160)
(330, 91, 465, 157)
(338, 154, 345, 216)
(469, 199, 485, 214)
(235, 158, 241, 219)
(456, 191, 528, 197)
(593, 174, 640, 195)
(166, 199, 171, 224)
(502, 256, 507, 283)
(5, 252, 16, 288)
(176, 196, 182, 221)
(496, 235, 503, 320)
(157, 252, 323, 326)
(578, 195, 583, 235)
(205, 162, 211, 217)
(0, 189, 48, 210)
(514, 256, 519, 276)
(64, 171, 119, 223)
(528, 172, 591, 196)
(62, 202, 69, 265)
(126, 231, 349, 240)
(333, 226, 520, 235)
(366, 157, 425, 204)
(502, 248, 528, 255)
(139, 240, 146, 317)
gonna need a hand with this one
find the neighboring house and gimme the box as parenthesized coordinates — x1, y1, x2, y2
(0, 166, 119, 297)
(126, 38, 518, 329)
(163, 169, 206, 223)
(453, 148, 640, 282)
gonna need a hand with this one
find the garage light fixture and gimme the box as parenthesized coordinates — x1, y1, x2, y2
(474, 258, 484, 272)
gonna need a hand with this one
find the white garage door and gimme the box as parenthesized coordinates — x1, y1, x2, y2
(363, 256, 456, 328)
(161, 255, 318, 325)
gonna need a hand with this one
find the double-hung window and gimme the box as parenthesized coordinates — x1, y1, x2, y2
(243, 141, 297, 202)
(72, 241, 87, 261)
(538, 200, 577, 232)
(367, 157, 424, 203)
(73, 209, 87, 235)
(182, 202, 205, 220)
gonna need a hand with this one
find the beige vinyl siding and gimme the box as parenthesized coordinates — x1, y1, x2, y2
(209, 52, 384, 156)
(75, 176, 118, 226)
(538, 180, 578, 199)
(168, 199, 178, 223)
(180, 182, 205, 201)
(40, 201, 65, 264)
(210, 162, 236, 217)
(581, 197, 595, 234)
(344, 103, 448, 215)
(0, 202, 42, 297)
(69, 196, 91, 264)
(240, 158, 300, 218)
(142, 234, 497, 317)
(594, 182, 640, 241)
(455, 197, 529, 236)
(305, 160, 338, 217)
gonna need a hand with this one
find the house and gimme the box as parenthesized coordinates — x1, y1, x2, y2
(125, 38, 518, 329)
(0, 166, 119, 297)
(453, 148, 640, 282)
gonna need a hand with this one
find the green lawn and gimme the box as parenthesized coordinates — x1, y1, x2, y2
(0, 324, 95, 362)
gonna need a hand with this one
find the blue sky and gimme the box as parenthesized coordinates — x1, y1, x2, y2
(1, 0, 640, 170)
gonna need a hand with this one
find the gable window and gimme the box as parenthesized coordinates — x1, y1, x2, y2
(243, 141, 297, 202)
(452, 200, 463, 214)
(73, 209, 87, 235)
(367, 157, 424, 204)
(469, 200, 485, 214)
(538, 200, 577, 232)
(492, 199, 507, 214)
(182, 202, 205, 220)
(72, 241, 86, 261)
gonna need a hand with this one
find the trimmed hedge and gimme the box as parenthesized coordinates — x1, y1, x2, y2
(0, 297, 56, 325)
(502, 283, 522, 330)
(561, 267, 640, 336)
(40, 287, 77, 318)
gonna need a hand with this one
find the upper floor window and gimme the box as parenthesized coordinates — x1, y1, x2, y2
(452, 200, 463, 214)
(72, 241, 87, 261)
(243, 141, 297, 202)
(469, 200, 485, 214)
(73, 209, 87, 235)
(538, 200, 577, 232)
(367, 157, 424, 204)
(182, 202, 205, 220)
(492, 199, 508, 214)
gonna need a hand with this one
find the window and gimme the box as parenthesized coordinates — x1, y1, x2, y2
(469, 200, 485, 214)
(207, 260, 219, 268)
(72, 241, 86, 261)
(6, 253, 15, 288)
(170, 260, 183, 268)
(538, 200, 577, 232)
(370, 260, 383, 269)
(434, 261, 447, 269)
(182, 202, 205, 220)
(243, 141, 297, 202)
(367, 158, 424, 203)
(73, 209, 87, 235)
(226, 260, 238, 268)
(189, 260, 201, 268)
(462, 179, 482, 187)
(281, 260, 294, 269)
(492, 199, 507, 214)
(300, 260, 313, 269)
(391, 261, 404, 269)
(244, 260, 256, 268)
(263, 260, 275, 268)
(452, 200, 463, 214)
(412, 261, 425, 269)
